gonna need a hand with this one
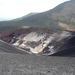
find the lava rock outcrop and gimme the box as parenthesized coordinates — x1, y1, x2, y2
(0, 28, 75, 55)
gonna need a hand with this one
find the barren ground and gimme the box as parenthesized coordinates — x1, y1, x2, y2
(0, 40, 75, 75)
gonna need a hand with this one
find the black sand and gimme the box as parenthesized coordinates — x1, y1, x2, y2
(0, 40, 75, 75)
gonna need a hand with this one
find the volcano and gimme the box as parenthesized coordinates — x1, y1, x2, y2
(0, 28, 75, 56)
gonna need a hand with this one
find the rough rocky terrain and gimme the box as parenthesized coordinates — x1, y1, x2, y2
(0, 40, 75, 75)
(0, 28, 75, 56)
(0, 28, 75, 75)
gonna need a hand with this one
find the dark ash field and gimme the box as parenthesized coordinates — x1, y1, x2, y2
(0, 40, 75, 75)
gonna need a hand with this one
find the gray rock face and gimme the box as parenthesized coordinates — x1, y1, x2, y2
(0, 28, 75, 55)
(12, 31, 72, 55)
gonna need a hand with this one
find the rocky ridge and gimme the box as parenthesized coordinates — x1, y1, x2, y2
(0, 28, 75, 55)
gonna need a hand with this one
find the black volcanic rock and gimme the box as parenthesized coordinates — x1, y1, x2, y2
(0, 28, 75, 56)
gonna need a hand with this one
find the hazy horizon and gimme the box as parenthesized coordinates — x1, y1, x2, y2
(0, 0, 69, 21)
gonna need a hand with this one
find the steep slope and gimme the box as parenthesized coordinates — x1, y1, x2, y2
(0, 28, 75, 55)
(0, 40, 27, 54)
(0, 0, 75, 33)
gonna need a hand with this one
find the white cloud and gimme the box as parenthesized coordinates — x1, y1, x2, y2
(0, 0, 69, 21)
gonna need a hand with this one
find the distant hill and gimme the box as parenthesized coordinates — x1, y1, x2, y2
(0, 0, 75, 33)
(12, 12, 37, 21)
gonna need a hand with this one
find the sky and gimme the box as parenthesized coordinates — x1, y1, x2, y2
(0, 0, 69, 21)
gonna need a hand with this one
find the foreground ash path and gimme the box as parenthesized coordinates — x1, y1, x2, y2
(0, 51, 75, 75)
